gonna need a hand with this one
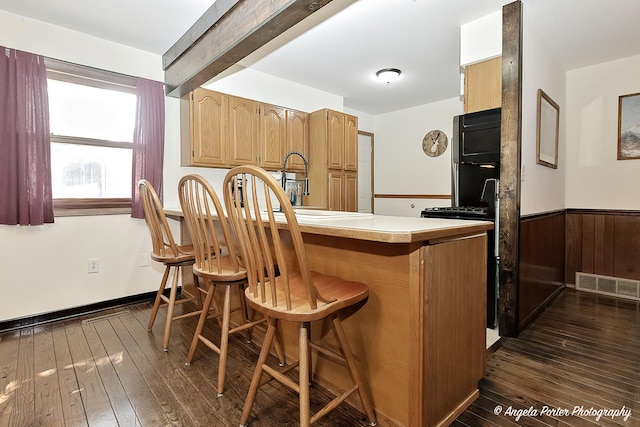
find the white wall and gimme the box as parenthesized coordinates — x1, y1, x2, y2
(520, 8, 566, 215)
(373, 97, 463, 216)
(0, 10, 168, 322)
(0, 11, 162, 81)
(564, 54, 640, 210)
(204, 68, 343, 114)
(460, 10, 502, 67)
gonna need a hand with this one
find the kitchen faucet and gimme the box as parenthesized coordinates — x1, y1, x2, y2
(280, 150, 310, 197)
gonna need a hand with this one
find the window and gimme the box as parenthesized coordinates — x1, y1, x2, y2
(46, 59, 137, 214)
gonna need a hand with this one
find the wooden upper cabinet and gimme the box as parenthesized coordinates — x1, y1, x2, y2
(307, 108, 358, 211)
(344, 113, 358, 171)
(180, 88, 308, 172)
(229, 95, 257, 166)
(258, 103, 286, 169)
(464, 56, 502, 113)
(285, 109, 309, 172)
(326, 110, 358, 171)
(186, 88, 228, 167)
(327, 110, 344, 169)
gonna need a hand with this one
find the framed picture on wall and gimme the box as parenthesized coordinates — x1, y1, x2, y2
(618, 92, 640, 160)
(536, 89, 560, 169)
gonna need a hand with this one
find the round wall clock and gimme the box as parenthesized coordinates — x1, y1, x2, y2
(422, 130, 448, 157)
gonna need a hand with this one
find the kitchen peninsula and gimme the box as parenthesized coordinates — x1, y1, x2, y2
(165, 209, 491, 427)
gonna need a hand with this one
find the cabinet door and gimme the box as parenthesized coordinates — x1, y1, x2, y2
(229, 95, 257, 166)
(464, 56, 502, 113)
(190, 88, 227, 166)
(259, 103, 286, 169)
(327, 171, 344, 211)
(285, 109, 309, 172)
(344, 113, 358, 171)
(345, 171, 358, 212)
(327, 110, 344, 169)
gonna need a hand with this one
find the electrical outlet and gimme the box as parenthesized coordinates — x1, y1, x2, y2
(88, 258, 99, 274)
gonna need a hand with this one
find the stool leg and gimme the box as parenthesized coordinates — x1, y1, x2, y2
(237, 283, 252, 343)
(148, 265, 170, 331)
(332, 315, 377, 425)
(272, 321, 287, 366)
(162, 266, 180, 351)
(192, 272, 203, 307)
(299, 322, 311, 427)
(217, 285, 232, 396)
(210, 284, 224, 329)
(240, 317, 277, 427)
(186, 281, 215, 364)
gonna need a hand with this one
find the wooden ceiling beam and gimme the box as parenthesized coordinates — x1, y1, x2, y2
(163, 0, 333, 98)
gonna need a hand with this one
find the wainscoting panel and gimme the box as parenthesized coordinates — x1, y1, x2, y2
(518, 210, 565, 330)
(565, 210, 640, 284)
(613, 214, 640, 279)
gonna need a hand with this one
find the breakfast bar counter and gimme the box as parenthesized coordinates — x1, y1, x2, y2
(165, 209, 491, 427)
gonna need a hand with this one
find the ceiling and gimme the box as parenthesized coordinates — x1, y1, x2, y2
(1, 0, 639, 115)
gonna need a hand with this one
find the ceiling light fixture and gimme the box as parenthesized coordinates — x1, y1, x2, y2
(375, 68, 401, 84)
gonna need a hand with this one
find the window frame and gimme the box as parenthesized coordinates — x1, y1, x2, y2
(45, 58, 138, 216)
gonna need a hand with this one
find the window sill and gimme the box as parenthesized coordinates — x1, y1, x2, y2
(53, 198, 131, 217)
(54, 207, 131, 217)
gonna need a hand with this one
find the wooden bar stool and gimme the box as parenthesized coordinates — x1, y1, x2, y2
(178, 174, 282, 397)
(223, 165, 377, 427)
(138, 179, 203, 351)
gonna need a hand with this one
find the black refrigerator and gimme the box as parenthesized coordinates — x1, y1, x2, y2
(421, 107, 500, 328)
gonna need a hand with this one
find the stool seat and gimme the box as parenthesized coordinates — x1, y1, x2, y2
(245, 271, 368, 322)
(150, 244, 195, 264)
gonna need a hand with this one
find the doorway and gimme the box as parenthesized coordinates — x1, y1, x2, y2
(357, 131, 374, 213)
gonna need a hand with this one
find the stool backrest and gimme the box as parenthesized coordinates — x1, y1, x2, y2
(223, 165, 331, 311)
(139, 179, 179, 257)
(178, 174, 240, 274)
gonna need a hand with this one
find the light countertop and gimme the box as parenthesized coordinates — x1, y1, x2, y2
(165, 208, 493, 244)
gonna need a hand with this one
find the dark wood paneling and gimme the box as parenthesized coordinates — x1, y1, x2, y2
(552, 213, 565, 282)
(614, 215, 640, 279)
(565, 210, 640, 283)
(518, 211, 565, 330)
(565, 213, 582, 283)
(581, 214, 595, 273)
(594, 215, 615, 276)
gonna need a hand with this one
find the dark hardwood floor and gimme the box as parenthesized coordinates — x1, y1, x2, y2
(1, 288, 639, 426)
(454, 288, 640, 427)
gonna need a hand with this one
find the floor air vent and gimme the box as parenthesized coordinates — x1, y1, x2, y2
(82, 310, 131, 324)
(576, 273, 640, 301)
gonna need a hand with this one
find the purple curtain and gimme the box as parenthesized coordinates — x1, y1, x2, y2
(131, 78, 165, 219)
(0, 47, 53, 226)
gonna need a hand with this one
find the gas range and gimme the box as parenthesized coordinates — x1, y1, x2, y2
(420, 206, 490, 221)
